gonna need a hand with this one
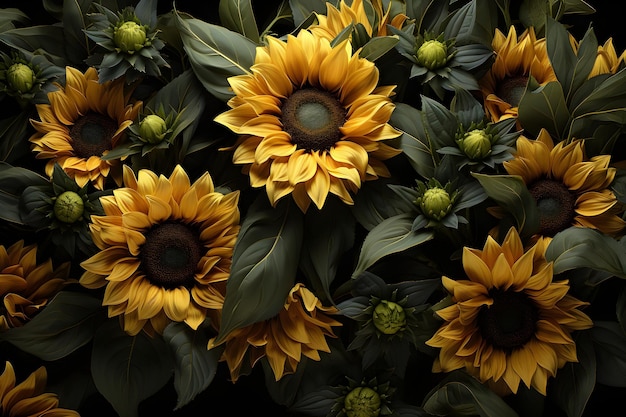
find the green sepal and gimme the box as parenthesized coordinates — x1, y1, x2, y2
(175, 10, 256, 102)
(91, 319, 174, 417)
(0, 291, 107, 361)
(162, 321, 220, 410)
(391, 102, 436, 179)
(218, 0, 260, 43)
(545, 227, 626, 278)
(214, 194, 304, 344)
(351, 212, 434, 278)
(472, 173, 539, 238)
(590, 321, 626, 388)
(517, 78, 570, 140)
(422, 370, 519, 417)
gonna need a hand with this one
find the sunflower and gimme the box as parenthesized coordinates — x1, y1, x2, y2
(79, 164, 240, 336)
(29, 66, 142, 190)
(210, 283, 342, 382)
(214, 30, 402, 213)
(0, 240, 71, 331)
(588, 38, 625, 77)
(502, 129, 625, 238)
(0, 361, 80, 416)
(479, 26, 557, 125)
(426, 227, 593, 396)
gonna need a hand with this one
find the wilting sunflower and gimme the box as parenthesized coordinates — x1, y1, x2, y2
(210, 283, 342, 382)
(0, 361, 80, 416)
(29, 66, 143, 190)
(79, 164, 240, 336)
(426, 227, 593, 396)
(502, 129, 626, 238)
(0, 240, 71, 331)
(479, 26, 557, 125)
(214, 30, 402, 213)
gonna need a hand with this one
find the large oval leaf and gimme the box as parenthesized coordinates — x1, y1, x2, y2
(218, 0, 260, 43)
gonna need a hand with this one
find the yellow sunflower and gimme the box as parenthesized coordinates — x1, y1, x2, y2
(209, 283, 342, 382)
(308, 0, 408, 41)
(0, 361, 80, 416)
(0, 240, 71, 332)
(29, 66, 142, 190)
(426, 227, 593, 396)
(502, 129, 625, 239)
(588, 38, 625, 77)
(79, 164, 240, 336)
(214, 30, 402, 213)
(479, 26, 557, 125)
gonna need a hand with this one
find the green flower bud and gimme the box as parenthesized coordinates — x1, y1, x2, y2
(6, 63, 35, 93)
(53, 191, 85, 224)
(139, 114, 168, 144)
(344, 387, 381, 417)
(416, 40, 448, 70)
(372, 300, 406, 335)
(114, 21, 147, 53)
(461, 129, 492, 159)
(419, 188, 452, 221)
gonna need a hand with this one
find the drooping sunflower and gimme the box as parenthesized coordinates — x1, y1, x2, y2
(502, 129, 626, 238)
(0, 361, 80, 416)
(426, 227, 593, 396)
(210, 283, 342, 382)
(479, 26, 557, 124)
(79, 164, 240, 336)
(0, 240, 71, 331)
(29, 66, 143, 190)
(214, 30, 402, 213)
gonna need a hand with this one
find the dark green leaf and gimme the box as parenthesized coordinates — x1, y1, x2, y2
(218, 0, 260, 43)
(571, 67, 626, 125)
(215, 195, 304, 344)
(0, 291, 106, 361)
(0, 8, 29, 32)
(0, 25, 68, 66)
(0, 111, 30, 164)
(390, 102, 436, 179)
(62, 0, 92, 65)
(91, 319, 174, 417)
(591, 321, 626, 387)
(421, 95, 458, 149)
(288, 0, 329, 28)
(517, 79, 571, 139)
(358, 35, 399, 62)
(352, 179, 417, 231)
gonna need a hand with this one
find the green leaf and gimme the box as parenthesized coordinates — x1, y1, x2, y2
(0, 25, 69, 66)
(175, 11, 256, 102)
(591, 321, 626, 388)
(0, 111, 30, 164)
(352, 213, 434, 278)
(218, 0, 260, 43)
(91, 319, 174, 417)
(288, 0, 329, 27)
(422, 370, 519, 417)
(0, 8, 29, 32)
(358, 35, 399, 62)
(570, 67, 626, 125)
(421, 95, 458, 149)
(517, 79, 571, 139)
(0, 291, 106, 361)
(162, 321, 220, 410)
(214, 195, 304, 344)
(62, 0, 92, 65)
(390, 102, 436, 179)
(472, 173, 539, 238)
(352, 179, 417, 231)
(545, 227, 626, 278)
(552, 330, 596, 417)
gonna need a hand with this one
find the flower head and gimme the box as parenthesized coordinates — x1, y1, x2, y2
(0, 52, 56, 105)
(0, 240, 71, 331)
(416, 38, 449, 70)
(215, 30, 402, 212)
(426, 227, 594, 395)
(138, 114, 168, 144)
(0, 361, 80, 416)
(29, 66, 142, 190)
(79, 164, 240, 336)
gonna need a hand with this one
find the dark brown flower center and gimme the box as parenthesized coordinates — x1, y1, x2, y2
(529, 179, 576, 236)
(281, 88, 346, 151)
(478, 289, 538, 350)
(70, 112, 117, 158)
(496, 75, 528, 108)
(140, 222, 204, 289)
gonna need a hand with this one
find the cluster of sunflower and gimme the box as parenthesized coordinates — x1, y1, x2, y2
(1, 0, 626, 416)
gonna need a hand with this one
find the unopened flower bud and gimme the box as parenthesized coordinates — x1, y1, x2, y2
(53, 191, 84, 224)
(416, 40, 448, 70)
(344, 386, 381, 417)
(139, 114, 168, 144)
(7, 63, 35, 93)
(419, 188, 451, 221)
(372, 300, 406, 335)
(114, 21, 147, 53)
(461, 129, 492, 159)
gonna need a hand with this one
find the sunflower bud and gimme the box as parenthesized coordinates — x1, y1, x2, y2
(6, 63, 35, 93)
(344, 386, 381, 417)
(53, 191, 85, 224)
(114, 21, 147, 53)
(139, 114, 168, 144)
(418, 187, 451, 221)
(372, 300, 406, 335)
(416, 40, 448, 70)
(461, 129, 492, 159)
